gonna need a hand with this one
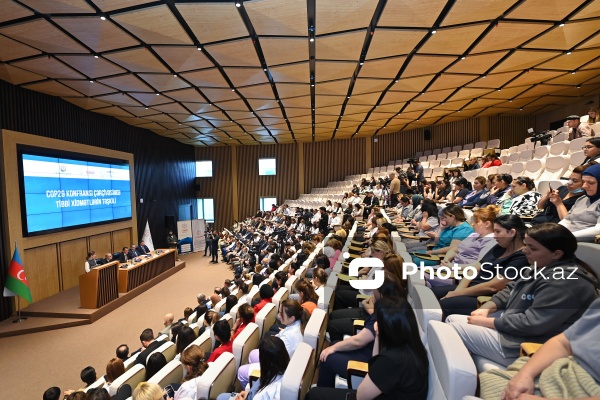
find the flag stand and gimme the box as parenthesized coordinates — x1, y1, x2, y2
(12, 297, 27, 323)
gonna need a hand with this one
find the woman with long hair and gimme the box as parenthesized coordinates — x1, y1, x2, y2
(500, 176, 541, 218)
(168, 345, 209, 400)
(459, 176, 487, 208)
(102, 358, 125, 391)
(448, 223, 598, 368)
(295, 279, 319, 315)
(175, 326, 197, 360)
(217, 336, 290, 400)
(431, 214, 529, 319)
(231, 304, 255, 341)
(307, 297, 428, 399)
(237, 299, 309, 388)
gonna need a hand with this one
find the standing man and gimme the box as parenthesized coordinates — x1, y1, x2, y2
(167, 229, 179, 260)
(389, 172, 400, 207)
(210, 230, 220, 263)
(412, 160, 424, 186)
(204, 227, 213, 257)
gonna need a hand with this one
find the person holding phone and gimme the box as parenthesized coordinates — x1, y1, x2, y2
(533, 166, 588, 224)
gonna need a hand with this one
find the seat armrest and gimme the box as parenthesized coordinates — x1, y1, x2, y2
(520, 342, 542, 357)
(347, 361, 368, 390)
(477, 296, 492, 307)
(352, 320, 364, 335)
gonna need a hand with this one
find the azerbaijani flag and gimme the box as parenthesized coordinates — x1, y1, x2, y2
(3, 247, 32, 303)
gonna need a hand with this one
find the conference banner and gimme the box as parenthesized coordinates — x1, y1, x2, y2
(176, 220, 193, 254)
(191, 219, 206, 253)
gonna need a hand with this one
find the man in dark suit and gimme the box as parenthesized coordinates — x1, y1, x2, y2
(135, 328, 165, 366)
(127, 244, 139, 259)
(117, 247, 129, 263)
(136, 241, 150, 255)
(96, 252, 114, 265)
(318, 206, 329, 234)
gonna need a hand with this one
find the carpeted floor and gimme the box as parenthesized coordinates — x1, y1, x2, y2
(0, 251, 232, 400)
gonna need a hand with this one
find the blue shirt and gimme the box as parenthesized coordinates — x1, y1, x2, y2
(433, 221, 474, 250)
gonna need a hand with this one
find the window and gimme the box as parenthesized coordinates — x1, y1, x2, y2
(258, 158, 276, 175)
(259, 197, 277, 212)
(197, 198, 214, 223)
(196, 160, 213, 177)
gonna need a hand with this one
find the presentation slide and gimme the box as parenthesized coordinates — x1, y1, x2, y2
(20, 153, 132, 236)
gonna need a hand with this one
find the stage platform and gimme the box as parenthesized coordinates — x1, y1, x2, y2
(0, 260, 186, 338)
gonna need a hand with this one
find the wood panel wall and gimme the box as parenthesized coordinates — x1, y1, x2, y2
(195, 146, 234, 230)
(303, 138, 367, 192)
(371, 119, 481, 167)
(0, 80, 196, 319)
(236, 143, 299, 220)
(489, 115, 537, 149)
(23, 245, 60, 304)
(89, 233, 112, 258)
(59, 238, 88, 291)
(112, 229, 134, 253)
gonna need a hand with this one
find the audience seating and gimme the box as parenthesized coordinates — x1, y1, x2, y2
(232, 322, 260, 389)
(281, 342, 316, 400)
(426, 321, 478, 400)
(272, 287, 289, 313)
(538, 157, 568, 181)
(108, 363, 145, 396)
(255, 303, 277, 339)
(575, 242, 600, 278)
(191, 331, 213, 355)
(303, 308, 327, 363)
(197, 352, 237, 399)
(412, 284, 443, 344)
(147, 359, 184, 388)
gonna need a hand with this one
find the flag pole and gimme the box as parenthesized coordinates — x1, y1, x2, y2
(11, 240, 27, 323)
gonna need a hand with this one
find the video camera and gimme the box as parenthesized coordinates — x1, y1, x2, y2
(529, 128, 553, 146)
(407, 158, 419, 164)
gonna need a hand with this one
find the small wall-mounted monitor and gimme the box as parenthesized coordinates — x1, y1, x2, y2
(258, 158, 276, 176)
(196, 160, 213, 177)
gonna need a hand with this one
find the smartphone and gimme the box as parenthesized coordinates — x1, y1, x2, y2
(548, 184, 554, 192)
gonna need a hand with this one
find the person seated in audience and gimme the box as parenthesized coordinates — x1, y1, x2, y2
(43, 387, 61, 400)
(145, 352, 167, 380)
(534, 168, 587, 226)
(308, 296, 428, 400)
(167, 345, 209, 400)
(559, 163, 600, 241)
(295, 279, 319, 315)
(135, 328, 165, 367)
(425, 205, 497, 287)
(482, 153, 502, 168)
(116, 344, 129, 361)
(102, 358, 125, 391)
(207, 320, 234, 363)
(312, 268, 328, 299)
(394, 196, 413, 220)
(435, 179, 452, 201)
(474, 174, 497, 207)
(447, 223, 598, 367)
(464, 157, 480, 171)
(199, 310, 220, 337)
(272, 271, 287, 293)
(404, 202, 440, 252)
(224, 294, 238, 316)
(175, 326, 197, 360)
(412, 204, 475, 263)
(448, 168, 463, 185)
(64, 366, 97, 396)
(231, 304, 255, 341)
(137, 240, 150, 255)
(236, 282, 250, 304)
(581, 137, 600, 165)
(117, 246, 130, 264)
(480, 297, 600, 400)
(499, 176, 542, 218)
(448, 178, 471, 204)
(193, 293, 209, 318)
(422, 180, 436, 199)
(566, 114, 590, 139)
(169, 322, 184, 345)
(237, 299, 308, 388)
(487, 173, 513, 205)
(254, 284, 273, 314)
(459, 176, 486, 208)
(581, 106, 598, 124)
(159, 313, 174, 339)
(218, 336, 290, 400)
(432, 214, 528, 319)
(405, 194, 423, 221)
(132, 382, 162, 400)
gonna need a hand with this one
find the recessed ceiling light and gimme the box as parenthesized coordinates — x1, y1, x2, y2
(94, 55, 99, 59)
(235, 1, 241, 7)
(461, 56, 466, 60)
(100, 16, 106, 21)
(156, 93, 159, 96)
(559, 22, 565, 27)
(566, 51, 572, 55)
(197, 46, 202, 51)
(89, 80, 93, 83)
(431, 29, 437, 34)
(309, 37, 315, 42)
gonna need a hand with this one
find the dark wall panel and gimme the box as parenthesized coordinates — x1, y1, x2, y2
(304, 138, 366, 193)
(195, 146, 233, 230)
(489, 115, 537, 149)
(237, 144, 299, 220)
(0, 80, 196, 320)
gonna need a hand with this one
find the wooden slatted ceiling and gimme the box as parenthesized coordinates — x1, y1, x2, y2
(0, 0, 599, 147)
